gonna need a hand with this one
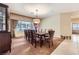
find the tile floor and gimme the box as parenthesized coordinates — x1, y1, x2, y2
(51, 34, 79, 55)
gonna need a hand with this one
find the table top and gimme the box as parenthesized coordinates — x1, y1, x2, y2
(36, 32, 48, 36)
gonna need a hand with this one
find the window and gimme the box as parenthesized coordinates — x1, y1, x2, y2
(15, 21, 35, 32)
(72, 23, 79, 30)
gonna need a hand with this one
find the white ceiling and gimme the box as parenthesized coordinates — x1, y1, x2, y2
(5, 3, 79, 18)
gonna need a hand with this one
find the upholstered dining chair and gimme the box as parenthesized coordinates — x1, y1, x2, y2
(31, 30, 40, 48)
(44, 30, 55, 48)
(24, 30, 32, 43)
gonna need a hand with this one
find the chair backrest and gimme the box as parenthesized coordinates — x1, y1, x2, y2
(24, 30, 28, 36)
(24, 30, 32, 39)
(31, 30, 36, 39)
(28, 30, 31, 38)
(48, 30, 55, 38)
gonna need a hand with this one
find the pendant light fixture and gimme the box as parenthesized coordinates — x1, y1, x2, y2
(33, 9, 40, 24)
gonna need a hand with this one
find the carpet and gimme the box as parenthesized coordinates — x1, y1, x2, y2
(5, 37, 64, 55)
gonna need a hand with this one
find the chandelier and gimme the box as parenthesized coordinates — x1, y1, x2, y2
(33, 9, 40, 24)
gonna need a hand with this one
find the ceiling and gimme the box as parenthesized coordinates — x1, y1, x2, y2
(4, 3, 79, 18)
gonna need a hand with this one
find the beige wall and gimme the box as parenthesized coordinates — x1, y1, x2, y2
(40, 13, 73, 37)
(72, 18, 79, 23)
(60, 12, 79, 36)
(40, 14, 61, 37)
(60, 13, 72, 36)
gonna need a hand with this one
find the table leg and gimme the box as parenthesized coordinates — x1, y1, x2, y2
(40, 36, 44, 47)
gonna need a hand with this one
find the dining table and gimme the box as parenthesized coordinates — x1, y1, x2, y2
(36, 32, 48, 47)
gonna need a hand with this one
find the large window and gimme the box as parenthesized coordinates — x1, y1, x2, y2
(72, 23, 79, 30)
(15, 21, 34, 32)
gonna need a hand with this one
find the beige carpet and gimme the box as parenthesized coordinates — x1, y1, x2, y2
(6, 37, 64, 55)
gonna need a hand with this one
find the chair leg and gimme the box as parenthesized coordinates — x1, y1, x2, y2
(40, 41, 42, 47)
(35, 40, 37, 48)
(52, 41, 53, 46)
(31, 42, 33, 45)
(31, 39, 33, 45)
(49, 41, 50, 48)
(28, 38, 30, 42)
(40, 40, 43, 48)
(27, 37, 28, 40)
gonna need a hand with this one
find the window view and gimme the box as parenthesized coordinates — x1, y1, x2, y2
(15, 21, 35, 32)
(72, 23, 79, 30)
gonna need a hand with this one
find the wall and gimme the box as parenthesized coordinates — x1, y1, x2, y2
(40, 13, 72, 38)
(40, 14, 60, 37)
(72, 18, 79, 23)
(60, 13, 72, 36)
(55, 11, 79, 37)
(60, 12, 79, 36)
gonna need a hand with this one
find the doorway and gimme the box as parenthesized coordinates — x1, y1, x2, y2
(72, 23, 79, 34)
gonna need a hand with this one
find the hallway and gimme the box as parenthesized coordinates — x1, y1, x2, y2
(51, 34, 79, 55)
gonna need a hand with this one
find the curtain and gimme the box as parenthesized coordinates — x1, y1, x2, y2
(10, 20, 18, 38)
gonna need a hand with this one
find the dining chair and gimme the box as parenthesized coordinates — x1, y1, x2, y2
(30, 30, 35, 45)
(27, 30, 32, 43)
(44, 30, 55, 48)
(31, 30, 41, 48)
(24, 30, 31, 42)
